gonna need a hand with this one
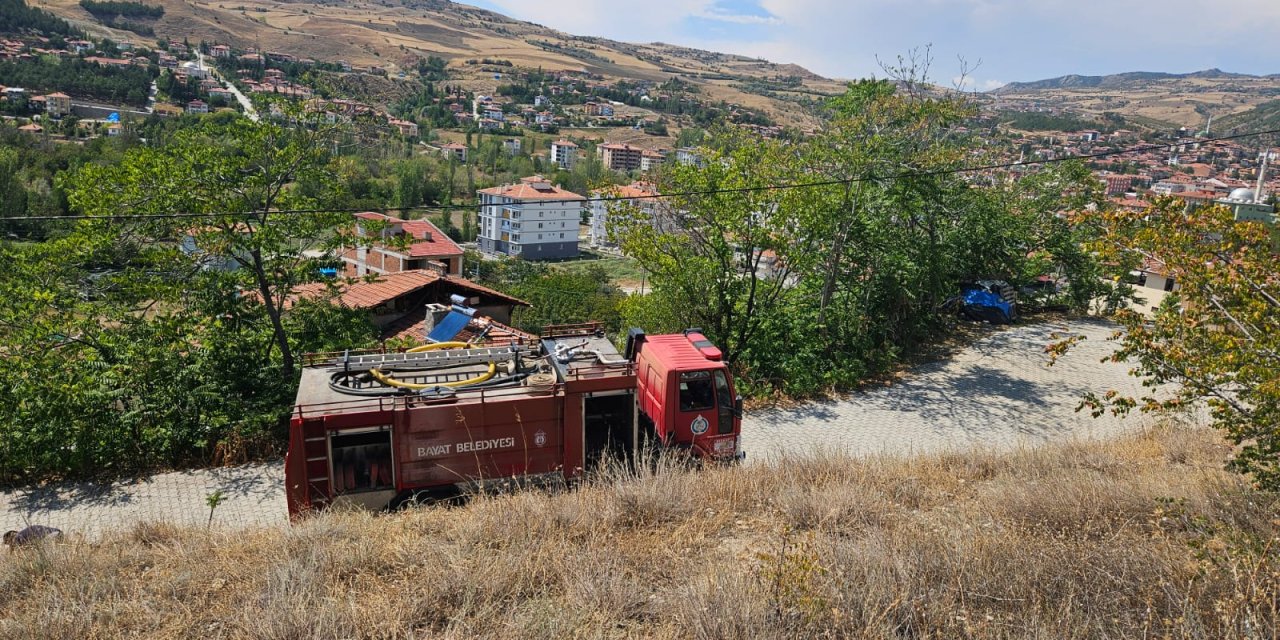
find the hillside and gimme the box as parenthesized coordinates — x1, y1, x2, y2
(33, 0, 844, 128)
(1, 424, 1275, 638)
(1216, 99, 1280, 135)
(990, 68, 1280, 130)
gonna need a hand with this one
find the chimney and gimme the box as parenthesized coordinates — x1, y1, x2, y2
(421, 303, 450, 338)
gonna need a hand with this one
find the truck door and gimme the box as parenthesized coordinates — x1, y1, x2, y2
(714, 370, 735, 435)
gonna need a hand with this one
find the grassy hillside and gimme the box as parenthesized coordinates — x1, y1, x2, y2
(34, 0, 843, 128)
(1, 424, 1275, 638)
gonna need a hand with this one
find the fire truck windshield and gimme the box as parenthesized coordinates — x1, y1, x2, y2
(679, 371, 715, 411)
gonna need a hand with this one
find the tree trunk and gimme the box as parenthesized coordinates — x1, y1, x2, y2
(818, 182, 860, 332)
(250, 248, 295, 381)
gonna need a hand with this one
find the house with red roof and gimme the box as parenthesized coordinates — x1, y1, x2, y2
(285, 270, 533, 346)
(343, 213, 464, 278)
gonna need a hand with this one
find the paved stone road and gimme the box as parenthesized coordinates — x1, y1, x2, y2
(1, 319, 1152, 538)
(742, 319, 1158, 460)
(1, 463, 287, 539)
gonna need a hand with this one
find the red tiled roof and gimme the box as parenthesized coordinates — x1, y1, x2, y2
(355, 212, 463, 258)
(594, 181, 659, 199)
(287, 270, 531, 310)
(477, 180, 585, 201)
(290, 270, 439, 308)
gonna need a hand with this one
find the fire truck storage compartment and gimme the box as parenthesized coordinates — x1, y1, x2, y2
(330, 426, 396, 509)
(583, 390, 636, 467)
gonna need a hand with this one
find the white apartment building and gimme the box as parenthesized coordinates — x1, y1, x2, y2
(550, 139, 578, 170)
(589, 182, 662, 249)
(477, 176, 584, 260)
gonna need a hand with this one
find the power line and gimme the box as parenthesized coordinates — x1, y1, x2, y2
(3, 127, 1278, 223)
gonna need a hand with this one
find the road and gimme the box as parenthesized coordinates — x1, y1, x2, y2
(743, 319, 1159, 460)
(197, 51, 258, 122)
(0, 319, 1158, 539)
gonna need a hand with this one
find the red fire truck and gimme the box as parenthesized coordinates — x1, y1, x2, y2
(284, 324, 741, 515)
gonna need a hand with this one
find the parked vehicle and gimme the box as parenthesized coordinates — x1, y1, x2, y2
(284, 324, 741, 516)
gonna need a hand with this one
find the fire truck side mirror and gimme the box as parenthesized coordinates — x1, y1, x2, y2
(624, 327, 646, 360)
(733, 395, 743, 418)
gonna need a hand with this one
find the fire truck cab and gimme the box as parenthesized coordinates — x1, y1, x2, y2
(628, 328, 742, 460)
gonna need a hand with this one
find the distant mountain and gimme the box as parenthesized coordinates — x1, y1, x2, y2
(994, 68, 1259, 93)
(987, 67, 1280, 129)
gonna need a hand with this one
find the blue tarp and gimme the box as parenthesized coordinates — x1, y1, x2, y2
(961, 286, 1015, 324)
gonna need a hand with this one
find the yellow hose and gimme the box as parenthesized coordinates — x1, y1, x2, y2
(407, 341, 469, 353)
(370, 342, 496, 389)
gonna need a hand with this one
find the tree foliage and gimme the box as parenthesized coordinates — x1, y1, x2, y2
(78, 0, 162, 19)
(613, 79, 1115, 396)
(0, 0, 81, 36)
(0, 57, 156, 106)
(1067, 199, 1280, 489)
(468, 253, 625, 334)
(0, 112, 383, 482)
(67, 111, 351, 381)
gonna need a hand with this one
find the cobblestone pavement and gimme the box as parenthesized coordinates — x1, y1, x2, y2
(742, 319, 1158, 460)
(0, 463, 287, 539)
(2, 319, 1151, 538)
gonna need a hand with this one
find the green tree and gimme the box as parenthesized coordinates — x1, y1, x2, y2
(612, 130, 793, 365)
(66, 110, 348, 380)
(1066, 199, 1280, 489)
(614, 77, 1111, 396)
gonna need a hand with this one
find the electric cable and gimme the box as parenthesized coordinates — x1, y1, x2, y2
(2, 127, 1277, 223)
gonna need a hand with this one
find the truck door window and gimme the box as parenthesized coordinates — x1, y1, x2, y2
(679, 371, 715, 412)
(714, 370, 734, 434)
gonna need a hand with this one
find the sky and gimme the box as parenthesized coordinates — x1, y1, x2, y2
(467, 0, 1280, 89)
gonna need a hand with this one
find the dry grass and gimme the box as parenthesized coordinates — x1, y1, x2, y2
(2, 424, 1277, 639)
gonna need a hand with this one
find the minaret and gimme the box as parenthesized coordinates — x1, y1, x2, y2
(1256, 150, 1271, 204)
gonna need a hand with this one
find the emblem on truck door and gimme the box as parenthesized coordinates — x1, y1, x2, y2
(534, 430, 547, 447)
(691, 415, 709, 435)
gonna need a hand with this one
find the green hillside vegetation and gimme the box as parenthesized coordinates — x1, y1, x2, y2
(0, 56, 156, 106)
(78, 0, 163, 19)
(998, 110, 1110, 133)
(1217, 99, 1280, 134)
(0, 0, 81, 36)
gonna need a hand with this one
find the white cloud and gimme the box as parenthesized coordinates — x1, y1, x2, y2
(694, 8, 782, 25)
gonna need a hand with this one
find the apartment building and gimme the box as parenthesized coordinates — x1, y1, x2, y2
(477, 176, 584, 260)
(599, 143, 642, 172)
(550, 139, 578, 170)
